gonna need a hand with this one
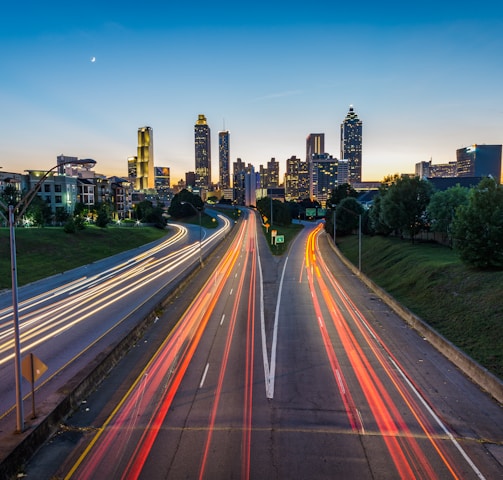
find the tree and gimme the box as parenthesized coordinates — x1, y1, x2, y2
(256, 197, 292, 226)
(328, 183, 358, 206)
(325, 197, 364, 237)
(367, 175, 400, 236)
(25, 195, 52, 226)
(168, 189, 204, 219)
(95, 203, 112, 228)
(1, 183, 20, 207)
(451, 177, 503, 268)
(64, 216, 77, 233)
(380, 176, 433, 242)
(134, 200, 167, 228)
(426, 184, 469, 246)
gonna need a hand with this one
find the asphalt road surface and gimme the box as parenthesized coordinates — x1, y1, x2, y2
(24, 213, 503, 479)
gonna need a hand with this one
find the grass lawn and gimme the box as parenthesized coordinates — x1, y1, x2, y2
(0, 226, 169, 289)
(337, 234, 503, 379)
(262, 222, 304, 255)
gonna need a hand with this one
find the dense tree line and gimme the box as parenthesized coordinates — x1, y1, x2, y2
(168, 189, 204, 219)
(362, 176, 503, 269)
(256, 197, 292, 227)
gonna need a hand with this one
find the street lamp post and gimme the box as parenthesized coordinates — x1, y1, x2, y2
(181, 201, 203, 266)
(0, 158, 95, 433)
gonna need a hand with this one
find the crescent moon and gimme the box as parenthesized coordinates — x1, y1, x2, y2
(91, 57, 96, 63)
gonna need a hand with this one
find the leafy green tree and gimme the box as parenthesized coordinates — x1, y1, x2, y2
(256, 197, 291, 227)
(325, 197, 364, 237)
(95, 203, 112, 228)
(328, 183, 358, 206)
(426, 184, 469, 246)
(74, 202, 86, 217)
(451, 177, 503, 268)
(368, 191, 392, 236)
(134, 200, 167, 228)
(64, 216, 77, 233)
(380, 176, 433, 242)
(168, 189, 204, 219)
(1, 184, 20, 207)
(74, 215, 86, 230)
(367, 175, 400, 236)
(25, 195, 52, 226)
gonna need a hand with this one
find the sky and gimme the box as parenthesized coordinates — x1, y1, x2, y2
(1, 1, 502, 184)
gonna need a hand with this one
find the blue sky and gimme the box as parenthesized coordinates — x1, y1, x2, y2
(1, 1, 502, 183)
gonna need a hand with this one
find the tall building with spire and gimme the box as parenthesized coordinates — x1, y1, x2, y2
(340, 106, 362, 183)
(194, 114, 211, 190)
(218, 130, 230, 189)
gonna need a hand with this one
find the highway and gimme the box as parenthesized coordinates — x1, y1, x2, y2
(31, 212, 503, 479)
(0, 214, 231, 425)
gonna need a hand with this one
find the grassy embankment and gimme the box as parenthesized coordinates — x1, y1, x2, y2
(0, 226, 169, 289)
(262, 222, 305, 255)
(0, 209, 230, 289)
(337, 234, 503, 380)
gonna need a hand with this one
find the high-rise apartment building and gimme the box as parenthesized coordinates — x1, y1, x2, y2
(456, 144, 502, 181)
(219, 130, 230, 189)
(194, 114, 211, 190)
(129, 126, 155, 191)
(306, 134, 325, 162)
(340, 106, 362, 183)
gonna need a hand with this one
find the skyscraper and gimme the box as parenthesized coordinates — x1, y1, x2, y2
(340, 106, 362, 183)
(233, 158, 246, 205)
(306, 134, 325, 162)
(194, 114, 211, 190)
(129, 126, 154, 191)
(218, 130, 230, 189)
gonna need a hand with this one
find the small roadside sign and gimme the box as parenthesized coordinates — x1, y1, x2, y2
(22, 353, 48, 419)
(275, 235, 285, 244)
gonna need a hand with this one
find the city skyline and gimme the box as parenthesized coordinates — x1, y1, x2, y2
(1, 1, 502, 183)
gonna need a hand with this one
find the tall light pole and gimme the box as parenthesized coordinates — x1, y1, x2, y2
(181, 201, 203, 266)
(0, 158, 95, 433)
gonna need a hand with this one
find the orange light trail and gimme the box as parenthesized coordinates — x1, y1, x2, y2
(199, 213, 258, 480)
(314, 229, 462, 479)
(67, 218, 247, 480)
(305, 224, 462, 479)
(304, 225, 362, 433)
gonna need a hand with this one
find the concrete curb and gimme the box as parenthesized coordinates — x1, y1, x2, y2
(324, 232, 503, 405)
